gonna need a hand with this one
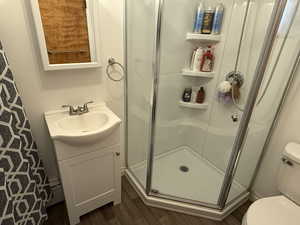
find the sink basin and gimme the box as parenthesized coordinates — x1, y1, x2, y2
(45, 103, 121, 145)
(57, 113, 109, 132)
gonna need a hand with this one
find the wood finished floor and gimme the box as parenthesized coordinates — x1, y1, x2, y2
(45, 176, 251, 225)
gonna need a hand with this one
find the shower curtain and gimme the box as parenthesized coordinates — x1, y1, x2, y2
(0, 42, 52, 224)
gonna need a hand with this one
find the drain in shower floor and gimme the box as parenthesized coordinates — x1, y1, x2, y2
(179, 165, 189, 172)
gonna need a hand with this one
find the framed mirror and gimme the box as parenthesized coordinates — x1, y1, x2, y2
(30, 0, 101, 71)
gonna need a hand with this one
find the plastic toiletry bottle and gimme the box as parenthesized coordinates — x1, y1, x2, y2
(200, 46, 214, 72)
(193, 1, 205, 33)
(191, 87, 198, 102)
(182, 88, 192, 102)
(192, 47, 203, 71)
(202, 5, 215, 34)
(196, 87, 206, 104)
(190, 48, 197, 70)
(212, 2, 224, 35)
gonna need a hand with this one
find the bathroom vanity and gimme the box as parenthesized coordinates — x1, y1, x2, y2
(45, 103, 122, 225)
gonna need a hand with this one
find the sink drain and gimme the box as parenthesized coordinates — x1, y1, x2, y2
(179, 165, 189, 173)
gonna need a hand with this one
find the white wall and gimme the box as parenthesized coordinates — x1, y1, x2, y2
(250, 0, 300, 198)
(0, 0, 124, 184)
(251, 67, 300, 198)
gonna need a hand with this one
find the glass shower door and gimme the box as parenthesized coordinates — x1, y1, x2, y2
(126, 0, 156, 189)
(149, 0, 285, 206)
(226, 0, 300, 205)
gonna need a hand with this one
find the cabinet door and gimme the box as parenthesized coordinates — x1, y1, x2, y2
(59, 145, 121, 219)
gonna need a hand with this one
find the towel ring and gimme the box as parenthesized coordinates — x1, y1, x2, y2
(106, 57, 125, 82)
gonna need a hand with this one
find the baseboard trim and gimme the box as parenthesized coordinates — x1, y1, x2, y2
(249, 191, 262, 202)
(121, 166, 126, 176)
(47, 177, 64, 207)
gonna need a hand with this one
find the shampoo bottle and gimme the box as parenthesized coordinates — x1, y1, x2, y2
(212, 2, 224, 34)
(193, 1, 205, 33)
(202, 5, 215, 34)
(200, 46, 214, 72)
(192, 47, 203, 71)
(191, 87, 198, 103)
(182, 88, 192, 102)
(190, 48, 197, 70)
(196, 87, 206, 104)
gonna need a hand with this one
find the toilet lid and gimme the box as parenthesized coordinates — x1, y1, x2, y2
(246, 196, 300, 225)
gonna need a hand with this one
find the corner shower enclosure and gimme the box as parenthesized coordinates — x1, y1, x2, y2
(125, 0, 300, 219)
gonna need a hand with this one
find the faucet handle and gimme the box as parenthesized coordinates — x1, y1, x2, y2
(83, 101, 94, 108)
(82, 101, 94, 112)
(62, 104, 73, 110)
(62, 105, 77, 115)
(84, 101, 94, 106)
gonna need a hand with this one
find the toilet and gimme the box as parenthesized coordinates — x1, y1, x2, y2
(242, 142, 300, 225)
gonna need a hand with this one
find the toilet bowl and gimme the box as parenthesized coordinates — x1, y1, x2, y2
(243, 142, 300, 225)
(243, 143, 300, 225)
(242, 196, 300, 225)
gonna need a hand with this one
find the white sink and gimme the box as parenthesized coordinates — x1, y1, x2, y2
(45, 103, 121, 145)
(57, 113, 109, 132)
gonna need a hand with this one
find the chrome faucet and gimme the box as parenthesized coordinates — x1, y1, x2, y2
(62, 101, 94, 116)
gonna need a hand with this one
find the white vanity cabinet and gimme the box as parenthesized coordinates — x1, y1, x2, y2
(59, 144, 121, 225)
(45, 103, 122, 225)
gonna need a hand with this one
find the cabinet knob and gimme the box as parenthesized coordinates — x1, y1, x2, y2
(116, 152, 120, 156)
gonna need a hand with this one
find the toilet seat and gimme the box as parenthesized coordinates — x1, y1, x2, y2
(244, 196, 300, 225)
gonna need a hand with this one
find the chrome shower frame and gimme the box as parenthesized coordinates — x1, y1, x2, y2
(124, 0, 294, 218)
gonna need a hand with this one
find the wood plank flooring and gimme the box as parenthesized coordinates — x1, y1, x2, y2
(45, 176, 251, 225)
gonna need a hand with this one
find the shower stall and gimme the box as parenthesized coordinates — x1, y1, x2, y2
(124, 0, 300, 219)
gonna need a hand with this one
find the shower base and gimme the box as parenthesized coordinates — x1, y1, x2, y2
(125, 146, 249, 220)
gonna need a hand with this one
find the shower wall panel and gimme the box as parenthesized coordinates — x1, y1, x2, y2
(154, 0, 238, 158)
(201, 1, 268, 172)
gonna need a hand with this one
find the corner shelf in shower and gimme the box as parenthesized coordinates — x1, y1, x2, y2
(181, 69, 214, 78)
(186, 33, 221, 43)
(179, 101, 209, 109)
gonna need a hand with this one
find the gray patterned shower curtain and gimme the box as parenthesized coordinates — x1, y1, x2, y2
(0, 42, 52, 225)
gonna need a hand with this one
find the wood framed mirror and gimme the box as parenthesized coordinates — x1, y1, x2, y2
(30, 0, 101, 71)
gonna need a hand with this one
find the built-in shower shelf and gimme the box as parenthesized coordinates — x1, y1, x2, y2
(186, 33, 221, 42)
(181, 69, 214, 78)
(179, 101, 209, 109)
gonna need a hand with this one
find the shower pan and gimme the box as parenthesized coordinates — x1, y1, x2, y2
(125, 0, 300, 220)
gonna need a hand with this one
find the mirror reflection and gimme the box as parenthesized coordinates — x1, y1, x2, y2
(38, 0, 91, 64)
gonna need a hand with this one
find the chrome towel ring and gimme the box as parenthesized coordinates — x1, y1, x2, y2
(106, 57, 125, 82)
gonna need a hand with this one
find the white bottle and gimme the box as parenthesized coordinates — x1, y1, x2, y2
(192, 47, 203, 71)
(190, 48, 197, 70)
(191, 86, 198, 102)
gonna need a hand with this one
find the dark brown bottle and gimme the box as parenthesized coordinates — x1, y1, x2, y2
(182, 88, 192, 102)
(196, 87, 205, 104)
(202, 7, 215, 34)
